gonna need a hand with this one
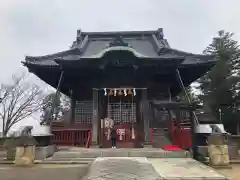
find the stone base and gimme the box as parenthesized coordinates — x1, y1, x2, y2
(143, 141, 152, 148)
(14, 146, 35, 166)
(90, 142, 99, 148)
(35, 145, 56, 160)
(143, 144, 153, 148)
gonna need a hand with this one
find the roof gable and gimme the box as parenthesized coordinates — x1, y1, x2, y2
(71, 28, 170, 57)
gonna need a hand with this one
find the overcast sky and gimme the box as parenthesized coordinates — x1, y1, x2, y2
(0, 0, 240, 132)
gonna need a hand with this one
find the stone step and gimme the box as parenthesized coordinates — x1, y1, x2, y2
(37, 157, 96, 164)
(152, 132, 173, 148)
(52, 149, 191, 158)
(45, 157, 95, 162)
(37, 160, 92, 164)
(152, 133, 165, 136)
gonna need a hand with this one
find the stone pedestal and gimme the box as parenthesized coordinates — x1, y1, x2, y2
(15, 145, 35, 166)
(208, 134, 230, 167)
(143, 143, 153, 148)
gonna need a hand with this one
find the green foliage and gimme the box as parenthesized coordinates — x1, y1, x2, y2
(197, 30, 240, 133)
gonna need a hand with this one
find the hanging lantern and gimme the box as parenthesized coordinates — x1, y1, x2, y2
(124, 88, 127, 96)
(127, 88, 132, 95)
(118, 89, 123, 96)
(107, 128, 111, 140)
(114, 88, 117, 96)
(109, 89, 114, 96)
(133, 88, 136, 96)
(132, 128, 135, 139)
(104, 88, 107, 96)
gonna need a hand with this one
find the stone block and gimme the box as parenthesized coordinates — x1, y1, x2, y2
(165, 151, 188, 158)
(14, 146, 35, 166)
(101, 151, 129, 157)
(228, 145, 239, 159)
(128, 151, 166, 158)
(35, 145, 56, 160)
(80, 151, 101, 158)
(208, 134, 227, 145)
(197, 146, 208, 157)
(143, 144, 153, 148)
(208, 144, 230, 166)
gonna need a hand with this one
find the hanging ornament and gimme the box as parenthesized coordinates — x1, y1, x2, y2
(124, 88, 127, 96)
(107, 128, 111, 140)
(127, 88, 132, 95)
(104, 88, 107, 96)
(132, 128, 135, 139)
(118, 89, 123, 96)
(133, 88, 136, 96)
(109, 89, 114, 96)
(114, 88, 117, 96)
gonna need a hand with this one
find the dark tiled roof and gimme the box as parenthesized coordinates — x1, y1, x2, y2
(23, 28, 215, 67)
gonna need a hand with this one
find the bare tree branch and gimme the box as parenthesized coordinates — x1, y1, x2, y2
(0, 73, 44, 136)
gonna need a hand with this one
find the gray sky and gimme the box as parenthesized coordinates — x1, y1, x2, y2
(0, 0, 240, 131)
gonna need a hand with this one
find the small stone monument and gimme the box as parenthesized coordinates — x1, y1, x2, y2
(14, 126, 37, 166)
(207, 132, 230, 167)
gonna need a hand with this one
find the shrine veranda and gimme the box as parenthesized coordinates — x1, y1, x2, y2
(23, 28, 216, 148)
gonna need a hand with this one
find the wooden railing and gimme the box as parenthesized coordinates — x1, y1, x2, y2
(51, 129, 90, 146)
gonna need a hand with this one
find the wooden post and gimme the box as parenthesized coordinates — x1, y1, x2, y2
(142, 89, 151, 147)
(189, 108, 197, 160)
(70, 89, 76, 124)
(91, 89, 99, 147)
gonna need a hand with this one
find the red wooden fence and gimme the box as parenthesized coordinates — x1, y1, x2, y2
(51, 121, 192, 149)
(51, 129, 90, 146)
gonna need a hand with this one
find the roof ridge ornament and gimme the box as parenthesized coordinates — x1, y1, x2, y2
(156, 28, 164, 40)
(108, 36, 132, 48)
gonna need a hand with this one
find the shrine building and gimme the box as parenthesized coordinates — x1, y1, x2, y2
(22, 28, 216, 148)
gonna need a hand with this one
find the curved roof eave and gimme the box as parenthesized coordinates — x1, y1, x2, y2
(24, 48, 81, 66)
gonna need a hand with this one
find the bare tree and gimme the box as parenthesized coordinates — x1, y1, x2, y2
(0, 73, 44, 136)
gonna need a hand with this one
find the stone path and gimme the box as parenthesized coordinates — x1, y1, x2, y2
(83, 157, 161, 180)
(0, 164, 88, 180)
(150, 158, 227, 180)
(82, 157, 228, 180)
(0, 156, 229, 180)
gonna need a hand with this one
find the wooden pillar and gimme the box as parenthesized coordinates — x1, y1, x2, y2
(70, 98, 76, 124)
(142, 89, 151, 147)
(135, 92, 142, 147)
(91, 89, 99, 147)
(190, 108, 197, 159)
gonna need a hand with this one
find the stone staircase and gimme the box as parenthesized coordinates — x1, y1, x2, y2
(152, 128, 172, 148)
(37, 147, 191, 164)
(41, 157, 95, 164)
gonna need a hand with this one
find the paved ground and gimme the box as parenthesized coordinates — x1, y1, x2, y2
(150, 158, 227, 180)
(83, 157, 161, 180)
(0, 157, 229, 180)
(217, 164, 240, 180)
(0, 164, 89, 180)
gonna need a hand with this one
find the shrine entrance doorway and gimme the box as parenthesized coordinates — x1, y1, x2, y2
(100, 89, 137, 148)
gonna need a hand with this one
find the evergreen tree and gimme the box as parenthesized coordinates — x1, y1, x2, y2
(197, 30, 240, 133)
